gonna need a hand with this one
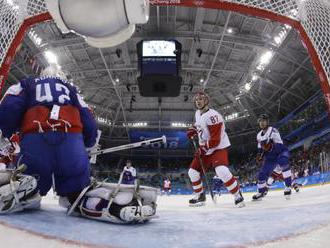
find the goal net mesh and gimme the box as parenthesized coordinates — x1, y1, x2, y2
(0, 0, 329, 85)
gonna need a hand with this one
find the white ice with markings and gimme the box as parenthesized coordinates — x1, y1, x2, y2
(0, 184, 330, 248)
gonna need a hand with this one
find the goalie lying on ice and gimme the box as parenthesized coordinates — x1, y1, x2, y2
(63, 180, 158, 224)
(0, 168, 158, 224)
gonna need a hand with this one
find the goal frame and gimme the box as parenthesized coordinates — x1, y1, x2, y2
(1, 0, 330, 111)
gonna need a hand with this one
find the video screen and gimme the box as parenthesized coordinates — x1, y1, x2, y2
(142, 40, 176, 57)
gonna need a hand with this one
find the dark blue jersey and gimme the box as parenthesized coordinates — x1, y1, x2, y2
(0, 76, 97, 147)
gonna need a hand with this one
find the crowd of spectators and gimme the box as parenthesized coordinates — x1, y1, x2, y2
(92, 137, 330, 190)
(280, 94, 326, 136)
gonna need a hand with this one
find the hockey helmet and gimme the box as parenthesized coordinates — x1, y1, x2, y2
(193, 91, 210, 107)
(257, 114, 269, 123)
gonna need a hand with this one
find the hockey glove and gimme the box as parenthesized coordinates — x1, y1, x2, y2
(187, 126, 198, 140)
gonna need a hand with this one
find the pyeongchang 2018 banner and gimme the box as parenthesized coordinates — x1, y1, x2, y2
(129, 131, 189, 149)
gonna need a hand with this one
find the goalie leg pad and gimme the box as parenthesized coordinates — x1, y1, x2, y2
(72, 183, 158, 224)
(119, 205, 156, 223)
(0, 173, 41, 213)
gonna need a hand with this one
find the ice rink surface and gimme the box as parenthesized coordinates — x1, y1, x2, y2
(1, 184, 330, 248)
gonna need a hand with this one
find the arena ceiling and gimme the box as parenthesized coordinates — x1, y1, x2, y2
(6, 5, 321, 154)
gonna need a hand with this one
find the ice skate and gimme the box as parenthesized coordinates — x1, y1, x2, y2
(189, 192, 206, 207)
(263, 187, 269, 196)
(284, 187, 291, 199)
(293, 183, 300, 192)
(234, 191, 245, 207)
(252, 191, 266, 201)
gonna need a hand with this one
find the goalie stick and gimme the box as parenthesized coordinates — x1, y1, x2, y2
(191, 139, 216, 204)
(104, 169, 124, 213)
(89, 130, 102, 164)
(90, 135, 167, 156)
(10, 164, 27, 181)
(67, 178, 99, 216)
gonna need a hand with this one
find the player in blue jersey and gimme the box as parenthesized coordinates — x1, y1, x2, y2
(122, 160, 136, 185)
(0, 65, 98, 211)
(0, 66, 157, 223)
(253, 114, 293, 200)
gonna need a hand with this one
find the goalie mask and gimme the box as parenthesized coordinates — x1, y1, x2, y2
(193, 91, 210, 110)
(46, 0, 149, 48)
(40, 64, 67, 81)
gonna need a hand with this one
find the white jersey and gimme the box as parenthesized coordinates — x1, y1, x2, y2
(123, 166, 136, 177)
(257, 126, 283, 149)
(194, 108, 230, 155)
(163, 180, 171, 189)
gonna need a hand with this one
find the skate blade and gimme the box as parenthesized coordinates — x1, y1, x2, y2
(252, 198, 263, 202)
(189, 202, 206, 207)
(236, 202, 245, 208)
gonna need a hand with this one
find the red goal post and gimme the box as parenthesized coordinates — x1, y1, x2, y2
(1, 0, 330, 108)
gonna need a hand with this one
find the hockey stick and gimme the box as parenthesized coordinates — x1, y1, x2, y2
(191, 139, 216, 204)
(89, 130, 102, 164)
(67, 178, 99, 216)
(90, 135, 167, 156)
(104, 169, 124, 213)
(10, 163, 27, 181)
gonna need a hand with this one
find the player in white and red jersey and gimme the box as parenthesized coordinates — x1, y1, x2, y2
(186, 91, 244, 207)
(0, 132, 20, 170)
(162, 177, 171, 195)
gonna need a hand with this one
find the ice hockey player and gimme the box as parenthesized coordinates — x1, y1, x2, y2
(186, 91, 244, 207)
(253, 114, 293, 200)
(122, 159, 137, 185)
(212, 175, 223, 197)
(162, 177, 171, 195)
(0, 65, 157, 223)
(0, 132, 20, 170)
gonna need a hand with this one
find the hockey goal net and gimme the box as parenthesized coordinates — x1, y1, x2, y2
(1, 0, 330, 98)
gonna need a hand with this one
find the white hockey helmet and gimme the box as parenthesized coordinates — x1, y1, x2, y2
(46, 0, 150, 48)
(40, 64, 67, 81)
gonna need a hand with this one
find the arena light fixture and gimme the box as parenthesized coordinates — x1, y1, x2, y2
(259, 50, 273, 65)
(225, 112, 238, 121)
(273, 25, 292, 46)
(45, 0, 149, 48)
(123, 122, 148, 127)
(28, 29, 43, 47)
(97, 117, 112, 126)
(171, 122, 191, 128)
(251, 74, 258, 81)
(227, 28, 233, 34)
(244, 82, 252, 91)
(44, 50, 58, 65)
